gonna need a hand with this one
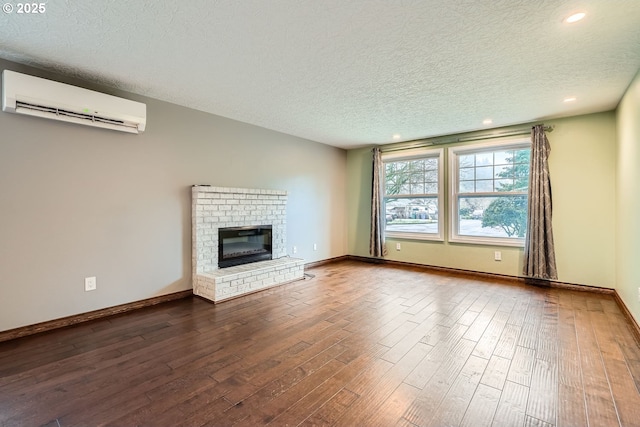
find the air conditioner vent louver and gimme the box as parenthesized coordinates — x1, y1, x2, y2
(15, 101, 137, 129)
(2, 70, 146, 134)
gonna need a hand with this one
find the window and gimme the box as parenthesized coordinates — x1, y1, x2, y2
(382, 148, 444, 240)
(449, 138, 531, 246)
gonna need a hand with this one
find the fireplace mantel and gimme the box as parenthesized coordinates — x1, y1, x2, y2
(191, 186, 304, 302)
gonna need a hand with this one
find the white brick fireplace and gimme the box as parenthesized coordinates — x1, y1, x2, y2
(192, 186, 304, 302)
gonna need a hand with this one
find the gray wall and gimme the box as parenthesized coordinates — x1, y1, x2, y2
(0, 59, 347, 332)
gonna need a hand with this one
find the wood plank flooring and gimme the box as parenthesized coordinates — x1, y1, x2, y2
(1, 260, 640, 426)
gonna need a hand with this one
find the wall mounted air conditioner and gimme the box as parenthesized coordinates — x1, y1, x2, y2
(2, 70, 146, 134)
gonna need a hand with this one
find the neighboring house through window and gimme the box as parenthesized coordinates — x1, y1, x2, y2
(382, 148, 444, 241)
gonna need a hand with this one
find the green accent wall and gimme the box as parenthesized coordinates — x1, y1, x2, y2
(616, 69, 640, 325)
(347, 112, 617, 289)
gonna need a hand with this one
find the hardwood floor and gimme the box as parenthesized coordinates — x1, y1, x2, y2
(1, 260, 640, 426)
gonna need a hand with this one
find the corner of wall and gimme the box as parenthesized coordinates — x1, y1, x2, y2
(615, 68, 640, 326)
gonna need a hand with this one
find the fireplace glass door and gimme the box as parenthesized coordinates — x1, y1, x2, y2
(218, 225, 273, 268)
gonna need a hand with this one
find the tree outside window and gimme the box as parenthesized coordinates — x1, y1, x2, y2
(450, 140, 531, 245)
(481, 149, 530, 237)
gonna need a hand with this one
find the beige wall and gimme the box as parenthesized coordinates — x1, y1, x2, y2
(0, 59, 348, 332)
(347, 112, 617, 288)
(616, 69, 640, 325)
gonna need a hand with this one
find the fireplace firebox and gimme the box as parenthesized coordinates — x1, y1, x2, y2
(218, 225, 273, 268)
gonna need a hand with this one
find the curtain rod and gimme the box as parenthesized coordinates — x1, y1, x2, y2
(380, 125, 554, 153)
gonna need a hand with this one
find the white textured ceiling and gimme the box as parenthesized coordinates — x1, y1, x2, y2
(1, 0, 639, 148)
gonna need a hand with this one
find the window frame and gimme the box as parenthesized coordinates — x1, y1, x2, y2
(448, 137, 531, 247)
(382, 147, 444, 241)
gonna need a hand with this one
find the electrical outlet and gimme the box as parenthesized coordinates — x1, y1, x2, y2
(313, 243, 317, 251)
(637, 287, 640, 303)
(396, 243, 401, 251)
(85, 276, 97, 292)
(494, 251, 502, 261)
(292, 246, 297, 254)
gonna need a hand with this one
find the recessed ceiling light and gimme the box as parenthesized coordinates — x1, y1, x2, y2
(392, 134, 401, 141)
(483, 119, 493, 125)
(564, 12, 586, 23)
(563, 97, 577, 103)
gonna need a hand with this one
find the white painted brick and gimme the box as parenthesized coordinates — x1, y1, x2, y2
(193, 186, 296, 299)
(263, 277, 275, 286)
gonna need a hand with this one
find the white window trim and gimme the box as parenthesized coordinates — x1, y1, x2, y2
(448, 137, 530, 247)
(382, 147, 444, 241)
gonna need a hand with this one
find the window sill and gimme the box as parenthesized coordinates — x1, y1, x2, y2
(386, 231, 444, 242)
(449, 235, 525, 247)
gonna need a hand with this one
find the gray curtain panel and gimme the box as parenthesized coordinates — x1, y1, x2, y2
(523, 124, 558, 279)
(370, 147, 388, 257)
